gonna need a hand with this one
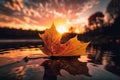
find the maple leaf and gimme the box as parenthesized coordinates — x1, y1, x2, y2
(39, 24, 90, 56)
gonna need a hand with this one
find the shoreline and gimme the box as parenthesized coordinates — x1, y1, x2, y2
(0, 39, 42, 43)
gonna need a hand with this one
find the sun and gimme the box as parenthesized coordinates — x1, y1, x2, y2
(56, 26, 68, 34)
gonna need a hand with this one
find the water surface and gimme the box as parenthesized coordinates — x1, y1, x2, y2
(0, 41, 120, 80)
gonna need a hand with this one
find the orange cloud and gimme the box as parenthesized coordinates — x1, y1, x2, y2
(0, 0, 105, 32)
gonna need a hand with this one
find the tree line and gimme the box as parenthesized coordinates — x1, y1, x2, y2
(78, 0, 120, 42)
(0, 27, 44, 39)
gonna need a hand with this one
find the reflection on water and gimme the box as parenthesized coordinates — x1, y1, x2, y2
(88, 43, 120, 76)
(0, 42, 120, 80)
(0, 46, 44, 66)
(41, 58, 90, 80)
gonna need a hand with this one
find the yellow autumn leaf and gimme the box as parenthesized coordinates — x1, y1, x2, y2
(39, 24, 90, 56)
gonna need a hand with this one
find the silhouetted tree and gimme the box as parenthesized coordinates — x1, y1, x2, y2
(88, 12, 104, 27)
(107, 0, 120, 19)
(106, 0, 120, 35)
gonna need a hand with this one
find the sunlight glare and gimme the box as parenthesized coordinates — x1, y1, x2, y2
(56, 26, 68, 34)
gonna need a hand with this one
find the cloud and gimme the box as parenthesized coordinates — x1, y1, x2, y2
(0, 0, 100, 30)
(5, 0, 23, 11)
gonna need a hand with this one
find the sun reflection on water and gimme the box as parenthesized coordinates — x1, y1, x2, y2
(0, 46, 45, 66)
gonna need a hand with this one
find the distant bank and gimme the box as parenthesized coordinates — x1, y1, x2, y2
(0, 27, 44, 39)
(0, 39, 42, 43)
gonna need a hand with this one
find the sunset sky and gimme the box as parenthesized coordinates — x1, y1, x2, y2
(0, 0, 111, 32)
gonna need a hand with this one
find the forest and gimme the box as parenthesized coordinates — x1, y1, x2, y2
(0, 27, 44, 39)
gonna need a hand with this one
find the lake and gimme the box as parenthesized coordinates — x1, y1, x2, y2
(0, 40, 120, 80)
